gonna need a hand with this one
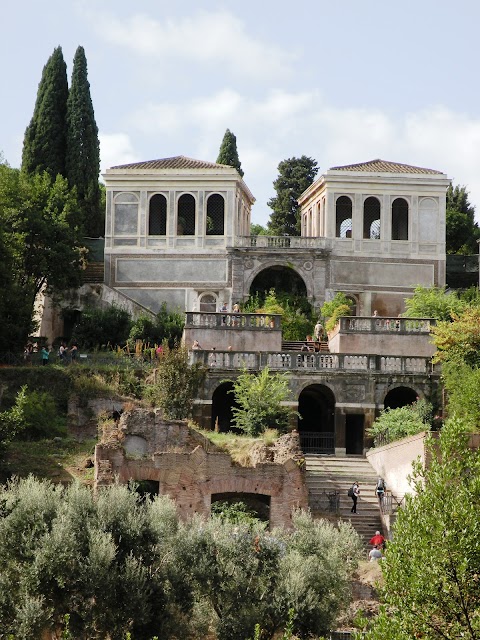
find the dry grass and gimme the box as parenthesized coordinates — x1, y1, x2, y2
(196, 428, 279, 466)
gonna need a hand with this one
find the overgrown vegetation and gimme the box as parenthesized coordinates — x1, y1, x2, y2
(320, 292, 354, 333)
(363, 419, 480, 639)
(128, 303, 184, 349)
(243, 289, 315, 341)
(0, 477, 362, 639)
(367, 398, 432, 446)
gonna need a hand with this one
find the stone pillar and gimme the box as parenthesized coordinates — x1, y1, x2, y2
(335, 408, 346, 456)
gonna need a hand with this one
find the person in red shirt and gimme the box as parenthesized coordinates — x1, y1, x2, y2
(369, 531, 385, 548)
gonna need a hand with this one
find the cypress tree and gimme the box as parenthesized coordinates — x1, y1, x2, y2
(216, 129, 244, 177)
(22, 47, 68, 179)
(66, 46, 102, 236)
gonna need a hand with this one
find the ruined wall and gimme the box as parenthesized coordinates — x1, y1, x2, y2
(95, 409, 308, 529)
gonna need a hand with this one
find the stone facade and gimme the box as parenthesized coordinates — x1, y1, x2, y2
(103, 156, 450, 317)
(95, 409, 308, 529)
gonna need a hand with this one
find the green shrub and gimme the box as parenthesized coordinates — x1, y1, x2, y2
(227, 367, 296, 436)
(367, 398, 432, 446)
(145, 345, 206, 419)
(0, 385, 66, 446)
(320, 293, 354, 333)
(128, 303, 184, 349)
(211, 500, 263, 527)
(71, 305, 132, 349)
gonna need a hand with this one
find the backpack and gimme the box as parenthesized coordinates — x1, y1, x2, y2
(347, 486, 354, 498)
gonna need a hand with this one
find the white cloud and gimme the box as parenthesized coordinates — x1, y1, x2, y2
(99, 132, 139, 174)
(112, 90, 480, 224)
(89, 9, 295, 81)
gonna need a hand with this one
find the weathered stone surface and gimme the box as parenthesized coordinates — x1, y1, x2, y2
(95, 410, 308, 528)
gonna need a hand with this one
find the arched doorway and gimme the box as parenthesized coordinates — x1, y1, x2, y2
(250, 265, 307, 301)
(211, 492, 270, 523)
(211, 382, 239, 432)
(384, 386, 418, 410)
(298, 384, 335, 453)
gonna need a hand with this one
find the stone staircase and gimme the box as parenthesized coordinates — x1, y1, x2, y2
(305, 455, 383, 545)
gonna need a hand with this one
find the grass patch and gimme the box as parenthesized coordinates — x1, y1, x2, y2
(197, 428, 279, 466)
(0, 438, 97, 484)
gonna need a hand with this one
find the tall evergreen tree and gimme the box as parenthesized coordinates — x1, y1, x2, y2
(22, 47, 68, 179)
(267, 156, 318, 236)
(216, 129, 244, 177)
(445, 183, 480, 254)
(66, 46, 102, 236)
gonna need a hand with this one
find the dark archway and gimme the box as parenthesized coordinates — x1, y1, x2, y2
(384, 386, 418, 410)
(211, 381, 239, 432)
(211, 492, 270, 522)
(250, 265, 307, 300)
(298, 384, 335, 453)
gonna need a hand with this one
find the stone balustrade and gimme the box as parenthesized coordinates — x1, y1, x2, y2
(185, 311, 282, 330)
(339, 316, 434, 334)
(234, 235, 329, 249)
(189, 350, 435, 374)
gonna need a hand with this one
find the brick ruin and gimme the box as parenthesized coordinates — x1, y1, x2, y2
(94, 408, 308, 529)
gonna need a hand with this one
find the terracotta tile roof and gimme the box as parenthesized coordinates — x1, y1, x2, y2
(110, 155, 233, 171)
(329, 159, 443, 175)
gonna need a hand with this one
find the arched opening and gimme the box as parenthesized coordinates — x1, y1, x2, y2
(199, 293, 217, 312)
(211, 492, 270, 523)
(336, 196, 352, 237)
(384, 386, 418, 410)
(177, 193, 196, 235)
(132, 480, 160, 502)
(250, 265, 308, 301)
(298, 384, 335, 453)
(392, 198, 409, 240)
(211, 381, 239, 432)
(149, 194, 167, 235)
(206, 193, 225, 235)
(363, 196, 381, 239)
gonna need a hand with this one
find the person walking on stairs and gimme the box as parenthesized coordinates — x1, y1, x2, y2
(350, 481, 360, 513)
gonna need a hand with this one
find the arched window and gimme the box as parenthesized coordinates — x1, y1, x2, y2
(206, 194, 225, 235)
(391, 198, 409, 240)
(148, 194, 167, 235)
(336, 196, 352, 237)
(177, 194, 196, 235)
(199, 293, 217, 312)
(418, 197, 438, 242)
(363, 196, 381, 239)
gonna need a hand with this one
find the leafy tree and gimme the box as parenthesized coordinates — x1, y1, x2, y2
(216, 128, 244, 177)
(0, 478, 190, 639)
(228, 366, 295, 436)
(267, 156, 318, 236)
(66, 46, 102, 237)
(446, 184, 480, 254)
(0, 164, 85, 348)
(403, 285, 467, 321)
(22, 47, 69, 179)
(255, 288, 314, 341)
(320, 292, 354, 333)
(364, 418, 480, 640)
(128, 303, 184, 349)
(432, 306, 480, 367)
(250, 223, 268, 236)
(442, 361, 480, 430)
(146, 344, 206, 419)
(367, 398, 432, 446)
(71, 305, 132, 349)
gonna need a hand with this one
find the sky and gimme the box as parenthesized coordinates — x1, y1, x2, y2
(2, 0, 480, 225)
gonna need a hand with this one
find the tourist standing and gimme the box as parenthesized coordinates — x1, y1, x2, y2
(41, 346, 49, 366)
(350, 481, 360, 513)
